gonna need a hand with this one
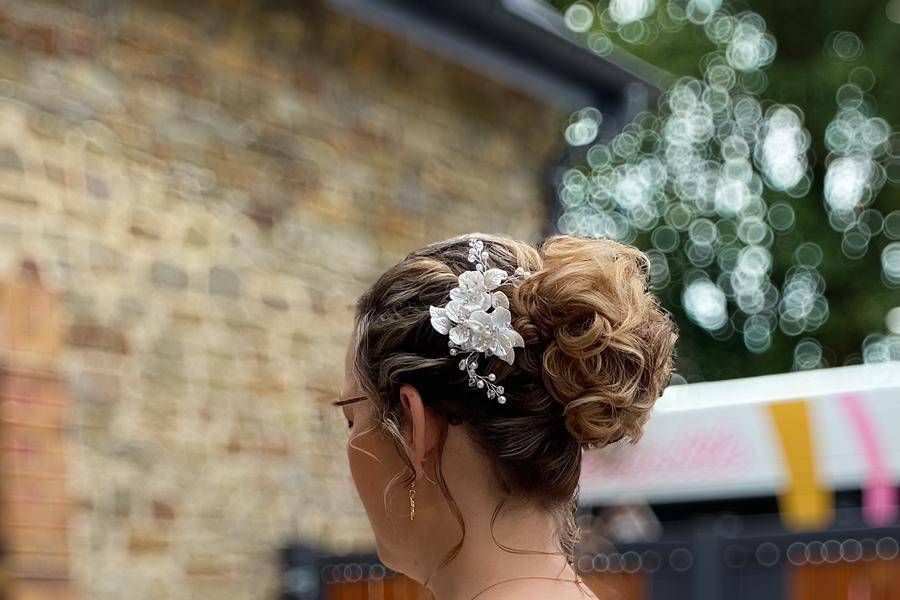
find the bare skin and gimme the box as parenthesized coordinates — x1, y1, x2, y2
(338, 331, 599, 600)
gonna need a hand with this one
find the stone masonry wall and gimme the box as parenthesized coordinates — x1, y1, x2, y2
(0, 0, 563, 598)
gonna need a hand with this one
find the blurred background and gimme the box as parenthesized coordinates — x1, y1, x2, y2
(0, 0, 897, 599)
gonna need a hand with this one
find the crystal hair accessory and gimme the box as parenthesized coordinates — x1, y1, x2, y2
(428, 238, 532, 404)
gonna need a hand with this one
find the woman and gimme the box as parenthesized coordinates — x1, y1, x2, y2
(336, 233, 678, 600)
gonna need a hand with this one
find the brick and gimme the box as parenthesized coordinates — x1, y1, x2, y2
(209, 266, 240, 297)
(129, 216, 161, 240)
(184, 225, 209, 247)
(128, 531, 170, 554)
(261, 294, 289, 311)
(67, 322, 128, 354)
(0, 146, 24, 171)
(152, 499, 176, 521)
(149, 261, 188, 289)
(89, 241, 124, 273)
(112, 298, 143, 329)
(0, 191, 38, 210)
(85, 174, 109, 199)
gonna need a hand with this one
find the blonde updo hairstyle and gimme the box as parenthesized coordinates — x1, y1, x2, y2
(352, 233, 678, 569)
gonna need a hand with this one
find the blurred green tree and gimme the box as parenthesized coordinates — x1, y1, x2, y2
(551, 0, 900, 381)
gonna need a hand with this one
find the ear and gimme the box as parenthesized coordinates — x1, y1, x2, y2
(399, 384, 439, 479)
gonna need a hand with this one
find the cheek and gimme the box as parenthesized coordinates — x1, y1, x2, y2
(347, 420, 403, 529)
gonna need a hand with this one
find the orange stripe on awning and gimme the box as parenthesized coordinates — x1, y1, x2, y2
(767, 399, 834, 531)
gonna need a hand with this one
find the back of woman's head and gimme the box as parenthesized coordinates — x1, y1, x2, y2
(352, 232, 679, 559)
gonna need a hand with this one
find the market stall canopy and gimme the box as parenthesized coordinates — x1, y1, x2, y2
(579, 362, 900, 516)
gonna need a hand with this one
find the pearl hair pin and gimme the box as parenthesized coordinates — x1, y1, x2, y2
(428, 238, 532, 404)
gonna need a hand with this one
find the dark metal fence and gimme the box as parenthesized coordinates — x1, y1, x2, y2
(282, 511, 900, 600)
(578, 511, 900, 600)
(280, 546, 424, 600)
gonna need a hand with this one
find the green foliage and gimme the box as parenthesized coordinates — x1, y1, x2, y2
(553, 0, 899, 381)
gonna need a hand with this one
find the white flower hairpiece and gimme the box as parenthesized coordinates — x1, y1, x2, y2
(429, 238, 532, 404)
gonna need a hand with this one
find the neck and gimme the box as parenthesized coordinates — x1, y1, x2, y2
(421, 503, 577, 600)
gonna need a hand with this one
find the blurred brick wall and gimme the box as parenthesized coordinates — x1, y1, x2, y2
(0, 0, 563, 598)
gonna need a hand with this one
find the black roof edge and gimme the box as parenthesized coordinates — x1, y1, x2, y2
(326, 0, 671, 118)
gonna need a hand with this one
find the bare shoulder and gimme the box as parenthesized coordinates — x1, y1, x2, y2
(477, 578, 600, 600)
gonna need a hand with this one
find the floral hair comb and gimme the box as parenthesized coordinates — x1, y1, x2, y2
(428, 238, 532, 404)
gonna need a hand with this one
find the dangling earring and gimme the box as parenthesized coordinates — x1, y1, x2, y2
(408, 480, 417, 521)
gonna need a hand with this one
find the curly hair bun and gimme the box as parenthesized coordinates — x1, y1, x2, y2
(513, 235, 679, 449)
